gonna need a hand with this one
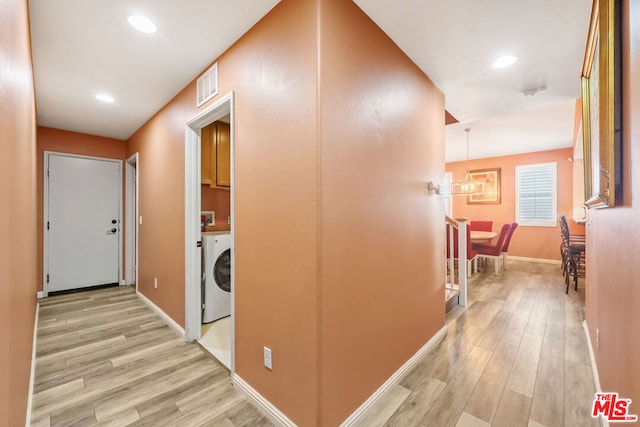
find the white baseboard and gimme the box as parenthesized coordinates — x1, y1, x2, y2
(340, 324, 448, 426)
(25, 302, 39, 427)
(583, 320, 609, 427)
(507, 255, 562, 265)
(232, 374, 296, 426)
(36, 291, 43, 299)
(136, 291, 185, 339)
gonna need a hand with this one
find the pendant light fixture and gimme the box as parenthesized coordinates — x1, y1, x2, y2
(451, 128, 485, 196)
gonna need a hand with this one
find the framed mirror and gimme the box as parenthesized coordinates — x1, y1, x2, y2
(581, 0, 622, 209)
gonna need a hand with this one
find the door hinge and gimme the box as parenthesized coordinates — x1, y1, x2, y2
(46, 274, 50, 284)
(47, 221, 50, 230)
(202, 304, 205, 310)
(196, 240, 202, 248)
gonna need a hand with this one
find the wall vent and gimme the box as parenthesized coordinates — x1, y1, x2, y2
(196, 63, 218, 107)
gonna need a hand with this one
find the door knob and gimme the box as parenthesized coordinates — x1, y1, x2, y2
(111, 219, 117, 224)
(107, 228, 117, 235)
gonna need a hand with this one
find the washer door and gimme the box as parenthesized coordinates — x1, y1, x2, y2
(213, 249, 231, 292)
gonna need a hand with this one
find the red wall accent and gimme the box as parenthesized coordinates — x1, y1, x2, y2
(0, 0, 37, 424)
(586, 0, 640, 409)
(447, 148, 582, 261)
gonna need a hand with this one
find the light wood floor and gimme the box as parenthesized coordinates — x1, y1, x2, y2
(356, 260, 598, 427)
(31, 285, 270, 427)
(31, 261, 597, 426)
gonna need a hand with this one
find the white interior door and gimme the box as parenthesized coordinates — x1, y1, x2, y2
(46, 153, 121, 293)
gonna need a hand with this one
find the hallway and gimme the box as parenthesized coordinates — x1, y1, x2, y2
(30, 261, 597, 426)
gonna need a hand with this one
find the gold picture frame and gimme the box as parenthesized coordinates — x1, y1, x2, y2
(581, 0, 622, 209)
(467, 168, 501, 205)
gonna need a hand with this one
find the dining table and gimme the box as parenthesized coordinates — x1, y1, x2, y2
(470, 230, 498, 243)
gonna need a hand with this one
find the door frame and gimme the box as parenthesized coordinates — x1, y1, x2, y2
(125, 153, 139, 289)
(184, 92, 235, 371)
(43, 151, 124, 296)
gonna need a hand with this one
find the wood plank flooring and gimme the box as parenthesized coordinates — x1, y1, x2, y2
(31, 261, 597, 426)
(31, 285, 270, 427)
(364, 261, 599, 427)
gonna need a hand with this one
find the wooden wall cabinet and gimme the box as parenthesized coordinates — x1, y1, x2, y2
(201, 121, 230, 188)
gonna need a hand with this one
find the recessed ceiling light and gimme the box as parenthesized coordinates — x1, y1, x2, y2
(95, 93, 115, 103)
(493, 55, 518, 69)
(127, 15, 156, 34)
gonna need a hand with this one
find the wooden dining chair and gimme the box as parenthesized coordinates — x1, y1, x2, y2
(474, 223, 511, 275)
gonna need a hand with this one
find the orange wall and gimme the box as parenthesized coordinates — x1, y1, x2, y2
(36, 126, 127, 291)
(318, 0, 445, 424)
(126, 0, 320, 423)
(446, 148, 581, 261)
(201, 186, 230, 232)
(125, 0, 445, 424)
(586, 0, 640, 409)
(0, 0, 37, 425)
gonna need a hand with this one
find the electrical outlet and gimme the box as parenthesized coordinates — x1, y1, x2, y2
(264, 347, 272, 370)
(154, 277, 158, 289)
(201, 211, 215, 227)
(139, 215, 143, 225)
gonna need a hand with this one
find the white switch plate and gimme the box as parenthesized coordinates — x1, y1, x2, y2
(139, 215, 143, 225)
(264, 347, 272, 370)
(154, 277, 158, 289)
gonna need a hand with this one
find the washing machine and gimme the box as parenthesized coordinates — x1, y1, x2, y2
(202, 232, 231, 323)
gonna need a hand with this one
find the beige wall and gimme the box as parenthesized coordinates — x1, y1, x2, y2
(586, 0, 640, 409)
(125, 0, 445, 424)
(36, 126, 127, 292)
(318, 0, 445, 423)
(0, 0, 37, 425)
(447, 148, 583, 261)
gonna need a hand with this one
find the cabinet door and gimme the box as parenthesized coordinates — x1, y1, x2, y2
(201, 124, 212, 185)
(216, 122, 231, 187)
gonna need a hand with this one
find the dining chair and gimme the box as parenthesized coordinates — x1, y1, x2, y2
(501, 222, 518, 270)
(558, 214, 586, 293)
(446, 224, 478, 278)
(470, 220, 493, 232)
(474, 223, 511, 275)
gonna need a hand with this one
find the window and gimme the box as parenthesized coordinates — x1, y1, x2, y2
(516, 162, 557, 227)
(442, 172, 452, 217)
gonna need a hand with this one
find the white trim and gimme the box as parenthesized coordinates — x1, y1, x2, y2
(340, 325, 448, 426)
(125, 153, 139, 289)
(43, 151, 124, 296)
(506, 255, 562, 265)
(36, 291, 43, 299)
(515, 161, 558, 227)
(583, 321, 608, 427)
(232, 374, 297, 427)
(25, 302, 39, 427)
(137, 290, 185, 338)
(184, 92, 235, 375)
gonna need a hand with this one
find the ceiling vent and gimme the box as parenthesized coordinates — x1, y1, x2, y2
(197, 63, 218, 107)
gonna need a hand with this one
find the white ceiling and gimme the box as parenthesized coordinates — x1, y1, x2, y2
(29, 0, 592, 160)
(29, 0, 280, 140)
